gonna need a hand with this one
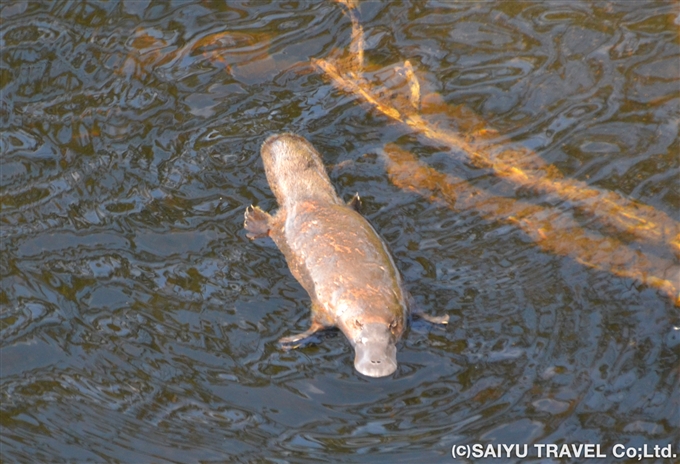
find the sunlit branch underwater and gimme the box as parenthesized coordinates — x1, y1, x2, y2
(313, 0, 679, 305)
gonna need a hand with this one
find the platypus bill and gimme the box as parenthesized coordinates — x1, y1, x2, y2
(244, 133, 447, 377)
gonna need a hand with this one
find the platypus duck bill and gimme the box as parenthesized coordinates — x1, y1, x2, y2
(352, 323, 398, 378)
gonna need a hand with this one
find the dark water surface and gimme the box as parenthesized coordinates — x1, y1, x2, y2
(1, 1, 679, 462)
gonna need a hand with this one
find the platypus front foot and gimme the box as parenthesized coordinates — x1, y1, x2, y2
(412, 311, 449, 325)
(279, 320, 325, 350)
(244, 205, 272, 239)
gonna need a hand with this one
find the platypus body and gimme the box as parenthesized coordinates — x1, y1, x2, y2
(244, 133, 446, 377)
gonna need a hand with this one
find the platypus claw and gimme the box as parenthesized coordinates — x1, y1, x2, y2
(347, 192, 362, 212)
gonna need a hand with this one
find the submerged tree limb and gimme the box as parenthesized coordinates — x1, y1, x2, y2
(314, 58, 680, 258)
(313, 0, 679, 304)
(383, 145, 679, 305)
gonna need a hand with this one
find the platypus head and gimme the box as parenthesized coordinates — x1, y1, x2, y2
(339, 309, 406, 378)
(352, 322, 399, 377)
(335, 293, 408, 378)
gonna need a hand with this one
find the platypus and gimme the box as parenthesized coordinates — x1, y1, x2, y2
(244, 133, 447, 377)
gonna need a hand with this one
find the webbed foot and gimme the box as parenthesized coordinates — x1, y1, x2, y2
(279, 320, 326, 350)
(244, 205, 272, 239)
(412, 311, 449, 325)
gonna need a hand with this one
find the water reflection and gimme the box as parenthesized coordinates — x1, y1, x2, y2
(1, 1, 678, 462)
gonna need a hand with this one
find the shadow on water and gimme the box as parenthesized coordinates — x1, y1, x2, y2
(1, 1, 678, 462)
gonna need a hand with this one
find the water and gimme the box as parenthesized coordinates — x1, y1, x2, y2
(1, 1, 678, 462)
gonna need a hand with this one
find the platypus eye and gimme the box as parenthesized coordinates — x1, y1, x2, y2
(354, 319, 363, 329)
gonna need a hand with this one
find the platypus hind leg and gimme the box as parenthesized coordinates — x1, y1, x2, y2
(244, 205, 272, 239)
(347, 192, 361, 212)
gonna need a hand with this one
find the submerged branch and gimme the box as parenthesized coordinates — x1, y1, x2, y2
(315, 59, 679, 257)
(383, 145, 679, 305)
(314, 0, 679, 304)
